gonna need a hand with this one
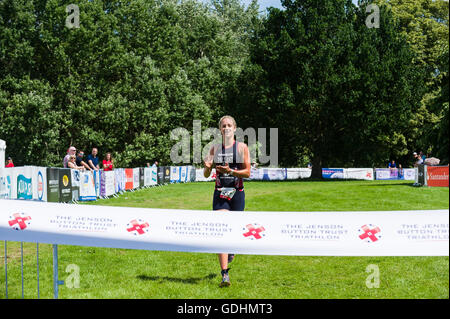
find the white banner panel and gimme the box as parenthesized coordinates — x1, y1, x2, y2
(0, 169, 9, 199)
(403, 168, 416, 181)
(132, 168, 140, 189)
(79, 171, 96, 201)
(286, 168, 312, 180)
(101, 171, 116, 197)
(345, 168, 374, 181)
(180, 166, 188, 183)
(195, 168, 216, 182)
(6, 167, 20, 199)
(170, 166, 180, 183)
(31, 166, 47, 201)
(0, 199, 447, 256)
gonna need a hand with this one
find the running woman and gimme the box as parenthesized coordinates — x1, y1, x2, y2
(203, 115, 251, 287)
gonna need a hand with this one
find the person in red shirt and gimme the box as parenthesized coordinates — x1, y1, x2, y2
(102, 152, 114, 171)
(5, 157, 14, 168)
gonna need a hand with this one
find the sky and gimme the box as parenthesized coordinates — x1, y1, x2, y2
(232, 0, 360, 12)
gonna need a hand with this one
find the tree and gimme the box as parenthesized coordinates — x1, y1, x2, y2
(373, 0, 449, 162)
(231, 0, 427, 177)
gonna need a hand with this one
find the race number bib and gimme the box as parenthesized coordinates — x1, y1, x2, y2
(219, 187, 236, 201)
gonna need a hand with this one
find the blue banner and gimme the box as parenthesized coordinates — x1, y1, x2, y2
(322, 168, 344, 179)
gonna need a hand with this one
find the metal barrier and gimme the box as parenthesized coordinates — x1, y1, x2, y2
(2, 241, 63, 299)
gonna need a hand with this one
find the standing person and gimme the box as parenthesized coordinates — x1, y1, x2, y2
(87, 148, 100, 171)
(152, 161, 159, 168)
(103, 152, 114, 171)
(203, 115, 251, 287)
(5, 157, 14, 167)
(76, 150, 92, 171)
(388, 160, 397, 169)
(413, 152, 423, 167)
(63, 146, 77, 168)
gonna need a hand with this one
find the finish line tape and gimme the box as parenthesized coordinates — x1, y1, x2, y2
(0, 199, 448, 256)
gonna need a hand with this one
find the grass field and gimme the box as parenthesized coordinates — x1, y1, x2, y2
(1, 180, 448, 299)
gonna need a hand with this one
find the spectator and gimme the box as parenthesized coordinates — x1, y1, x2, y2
(420, 151, 426, 162)
(413, 152, 423, 167)
(5, 157, 14, 168)
(103, 152, 114, 171)
(152, 161, 159, 168)
(63, 146, 77, 168)
(67, 155, 84, 170)
(146, 162, 151, 168)
(76, 150, 92, 171)
(87, 147, 100, 171)
(388, 160, 397, 169)
(398, 164, 404, 179)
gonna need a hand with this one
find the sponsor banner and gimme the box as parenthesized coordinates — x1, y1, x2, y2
(345, 168, 374, 181)
(124, 169, 133, 190)
(132, 168, 140, 189)
(16, 166, 33, 200)
(180, 166, 188, 183)
(143, 167, 157, 187)
(195, 168, 216, 182)
(170, 166, 181, 183)
(403, 169, 416, 181)
(0, 168, 12, 199)
(188, 166, 196, 182)
(151, 166, 158, 185)
(32, 166, 47, 202)
(94, 170, 102, 197)
(265, 168, 287, 181)
(2, 168, 16, 199)
(286, 168, 312, 180)
(427, 166, 449, 187)
(59, 168, 72, 203)
(322, 168, 344, 179)
(0, 199, 447, 256)
(132, 168, 139, 189)
(157, 166, 165, 184)
(79, 171, 96, 201)
(115, 168, 125, 193)
(0, 169, 7, 199)
(47, 168, 60, 203)
(164, 167, 171, 184)
(139, 168, 145, 188)
(101, 170, 116, 197)
(71, 169, 81, 201)
(375, 168, 398, 180)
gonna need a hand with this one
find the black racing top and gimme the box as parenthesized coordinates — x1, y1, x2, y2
(214, 141, 244, 190)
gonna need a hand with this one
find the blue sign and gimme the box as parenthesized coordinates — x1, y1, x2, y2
(17, 175, 33, 200)
(322, 168, 344, 179)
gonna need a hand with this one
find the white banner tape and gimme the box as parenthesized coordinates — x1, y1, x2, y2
(0, 199, 448, 256)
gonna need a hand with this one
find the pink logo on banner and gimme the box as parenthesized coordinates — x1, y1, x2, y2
(126, 219, 149, 235)
(8, 213, 32, 231)
(243, 224, 266, 240)
(359, 224, 381, 243)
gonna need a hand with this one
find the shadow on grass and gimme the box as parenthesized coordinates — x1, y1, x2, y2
(136, 273, 217, 284)
(362, 182, 416, 187)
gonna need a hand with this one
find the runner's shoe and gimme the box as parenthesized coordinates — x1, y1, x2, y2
(220, 269, 231, 287)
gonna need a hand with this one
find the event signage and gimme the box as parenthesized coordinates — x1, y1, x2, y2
(322, 168, 344, 179)
(0, 199, 447, 256)
(46, 168, 60, 203)
(59, 168, 72, 203)
(79, 171, 96, 201)
(427, 166, 449, 187)
(125, 169, 133, 190)
(17, 175, 32, 200)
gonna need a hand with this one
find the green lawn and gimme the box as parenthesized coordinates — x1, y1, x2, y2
(1, 180, 448, 299)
